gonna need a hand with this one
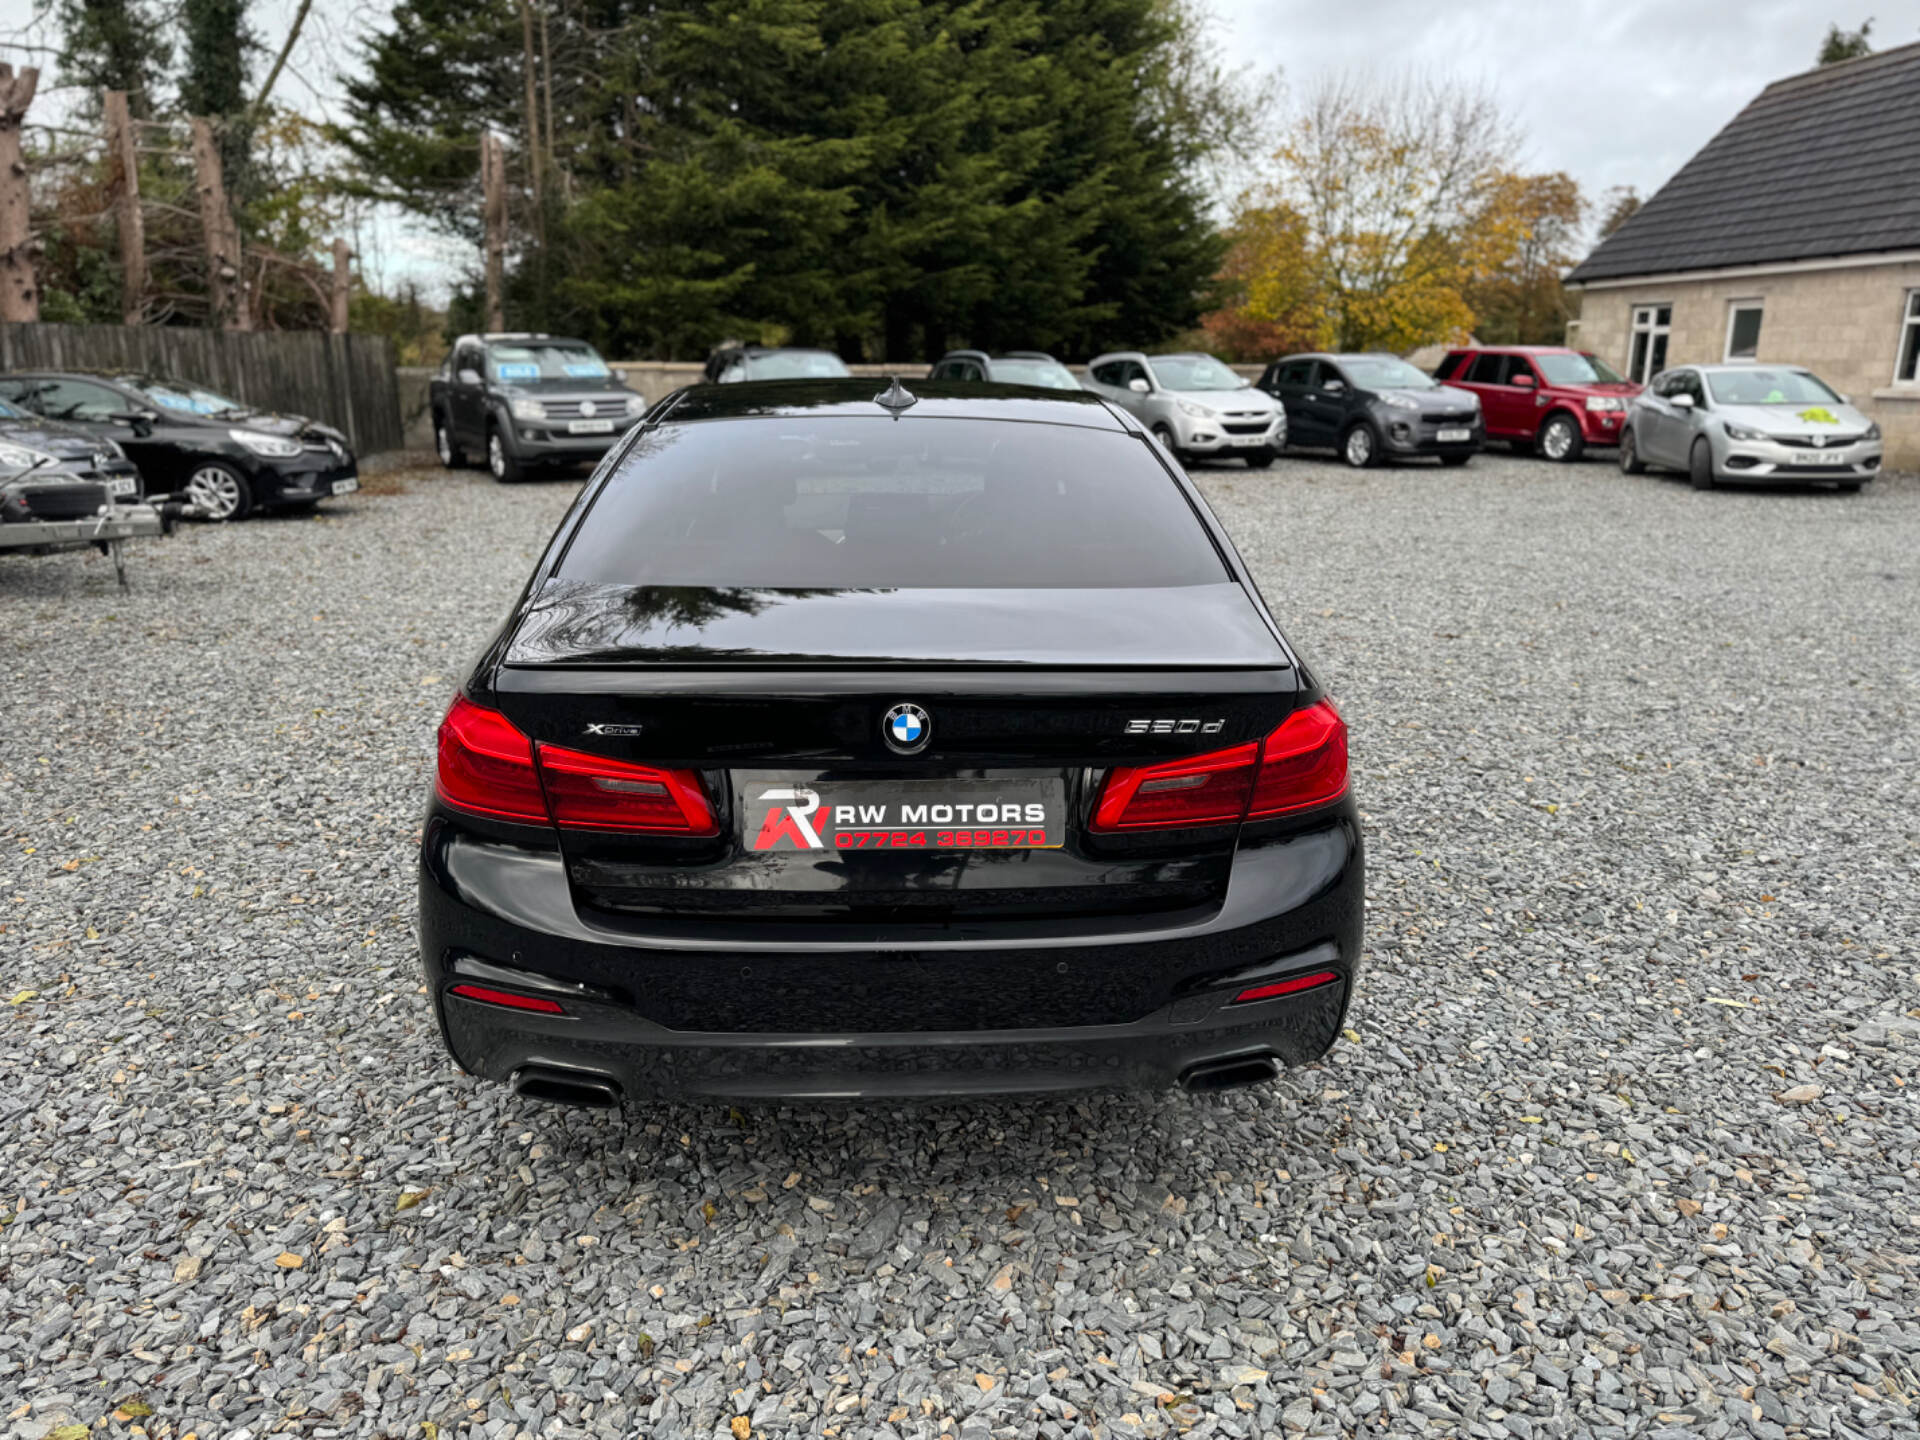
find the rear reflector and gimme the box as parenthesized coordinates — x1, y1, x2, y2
(1232, 969, 1339, 1004)
(448, 983, 566, 1014)
(436, 694, 551, 825)
(536, 745, 718, 836)
(1092, 699, 1348, 832)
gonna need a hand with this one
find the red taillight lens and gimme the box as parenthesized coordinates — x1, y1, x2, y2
(1232, 969, 1340, 1004)
(1247, 699, 1348, 819)
(536, 745, 718, 836)
(448, 983, 565, 1014)
(436, 694, 550, 825)
(1091, 699, 1348, 833)
(1093, 742, 1258, 831)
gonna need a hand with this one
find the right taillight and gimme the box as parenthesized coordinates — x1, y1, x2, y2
(1246, 698, 1348, 819)
(436, 694, 551, 825)
(1091, 699, 1347, 832)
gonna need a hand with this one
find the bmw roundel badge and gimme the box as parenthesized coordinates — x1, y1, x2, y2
(882, 702, 931, 754)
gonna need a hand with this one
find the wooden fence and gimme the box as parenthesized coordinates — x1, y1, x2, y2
(0, 323, 404, 455)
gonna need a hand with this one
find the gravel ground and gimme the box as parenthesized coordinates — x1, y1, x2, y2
(2, 452, 1917, 1440)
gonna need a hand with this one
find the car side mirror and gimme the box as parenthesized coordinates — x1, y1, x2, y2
(1323, 378, 1345, 393)
(1671, 393, 1695, 410)
(1127, 378, 1150, 394)
(112, 409, 157, 436)
(457, 368, 482, 387)
(1512, 373, 1536, 388)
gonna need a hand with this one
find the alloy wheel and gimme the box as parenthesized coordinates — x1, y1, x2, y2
(435, 423, 452, 466)
(1542, 418, 1575, 461)
(1344, 427, 1373, 467)
(186, 465, 243, 520)
(489, 433, 506, 479)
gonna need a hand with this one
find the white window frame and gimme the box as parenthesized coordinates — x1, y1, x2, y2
(1894, 289, 1920, 386)
(1723, 299, 1764, 363)
(1629, 303, 1671, 384)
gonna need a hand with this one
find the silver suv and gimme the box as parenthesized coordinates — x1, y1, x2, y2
(1082, 351, 1285, 467)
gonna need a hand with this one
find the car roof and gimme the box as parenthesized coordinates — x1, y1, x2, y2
(659, 377, 1129, 429)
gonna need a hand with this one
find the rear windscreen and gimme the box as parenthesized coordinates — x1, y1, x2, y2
(557, 416, 1228, 589)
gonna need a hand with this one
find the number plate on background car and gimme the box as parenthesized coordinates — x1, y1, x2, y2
(332, 477, 359, 495)
(1802, 451, 1844, 465)
(107, 478, 136, 496)
(735, 775, 1065, 852)
(1437, 428, 1472, 443)
(569, 419, 615, 434)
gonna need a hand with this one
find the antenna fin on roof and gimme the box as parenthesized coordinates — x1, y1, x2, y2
(874, 377, 918, 416)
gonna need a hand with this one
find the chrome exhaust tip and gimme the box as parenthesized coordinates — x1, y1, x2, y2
(510, 1064, 622, 1110)
(1179, 1054, 1280, 1093)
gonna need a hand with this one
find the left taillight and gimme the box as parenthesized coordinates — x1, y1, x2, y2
(435, 695, 717, 836)
(436, 694, 551, 825)
(535, 744, 718, 836)
(1091, 699, 1348, 832)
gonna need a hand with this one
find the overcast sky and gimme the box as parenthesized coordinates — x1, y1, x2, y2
(1, 0, 1916, 297)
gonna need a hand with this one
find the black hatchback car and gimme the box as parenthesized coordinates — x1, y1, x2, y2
(419, 378, 1363, 1106)
(0, 395, 143, 499)
(0, 371, 358, 521)
(1258, 353, 1483, 468)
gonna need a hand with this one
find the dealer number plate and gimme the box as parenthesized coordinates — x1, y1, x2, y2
(736, 775, 1066, 852)
(569, 419, 615, 434)
(107, 477, 136, 496)
(1436, 427, 1472, 443)
(331, 477, 359, 495)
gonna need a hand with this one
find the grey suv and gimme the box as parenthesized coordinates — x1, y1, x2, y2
(1081, 352, 1284, 467)
(432, 334, 644, 482)
(928, 350, 1083, 390)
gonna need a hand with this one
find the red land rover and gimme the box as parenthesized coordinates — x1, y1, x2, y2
(1437, 346, 1641, 462)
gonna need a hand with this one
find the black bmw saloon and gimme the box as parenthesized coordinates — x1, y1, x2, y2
(419, 379, 1363, 1105)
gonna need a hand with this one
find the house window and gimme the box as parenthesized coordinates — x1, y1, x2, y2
(1897, 290, 1920, 384)
(1724, 301, 1764, 362)
(1629, 304, 1670, 384)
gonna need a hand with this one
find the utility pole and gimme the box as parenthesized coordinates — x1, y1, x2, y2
(190, 116, 248, 331)
(330, 237, 350, 333)
(0, 63, 41, 324)
(104, 90, 146, 324)
(481, 131, 506, 331)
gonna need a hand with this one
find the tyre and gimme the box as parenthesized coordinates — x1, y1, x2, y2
(1243, 452, 1274, 469)
(1439, 454, 1471, 467)
(434, 413, 466, 469)
(487, 426, 524, 483)
(1689, 438, 1716, 490)
(1151, 424, 1183, 464)
(184, 461, 253, 522)
(1342, 423, 1379, 469)
(1537, 413, 1584, 463)
(1619, 425, 1646, 475)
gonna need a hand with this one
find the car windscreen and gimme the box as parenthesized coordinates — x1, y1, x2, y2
(486, 342, 612, 383)
(131, 378, 248, 415)
(1704, 369, 1841, 406)
(990, 359, 1080, 390)
(558, 417, 1228, 589)
(1536, 353, 1625, 386)
(743, 351, 852, 380)
(1148, 355, 1244, 391)
(0, 397, 24, 419)
(1342, 358, 1434, 390)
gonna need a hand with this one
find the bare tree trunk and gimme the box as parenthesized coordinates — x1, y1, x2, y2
(518, 0, 544, 237)
(481, 132, 506, 331)
(190, 116, 248, 331)
(330, 237, 350, 333)
(104, 89, 147, 324)
(540, 0, 555, 177)
(0, 64, 41, 324)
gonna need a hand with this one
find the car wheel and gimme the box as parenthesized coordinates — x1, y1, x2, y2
(1150, 424, 1183, 464)
(1243, 452, 1274, 469)
(435, 413, 466, 469)
(1689, 438, 1716, 490)
(1619, 426, 1647, 475)
(184, 462, 252, 522)
(487, 427, 523, 483)
(1538, 413, 1584, 463)
(1342, 423, 1379, 469)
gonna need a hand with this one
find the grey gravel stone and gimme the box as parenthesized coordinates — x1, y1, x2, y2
(1, 456, 1916, 1440)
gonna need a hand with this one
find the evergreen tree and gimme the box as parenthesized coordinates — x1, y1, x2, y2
(54, 0, 171, 119)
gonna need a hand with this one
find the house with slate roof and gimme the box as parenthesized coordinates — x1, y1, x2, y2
(1564, 40, 1920, 468)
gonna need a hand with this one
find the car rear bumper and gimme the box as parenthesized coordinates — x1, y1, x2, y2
(417, 807, 1363, 1101)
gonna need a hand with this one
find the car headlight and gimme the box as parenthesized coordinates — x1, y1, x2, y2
(508, 396, 546, 422)
(1377, 393, 1419, 411)
(624, 394, 647, 416)
(1176, 400, 1215, 419)
(229, 428, 304, 457)
(1864, 421, 1881, 441)
(1585, 396, 1624, 412)
(1723, 423, 1769, 443)
(0, 441, 56, 470)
